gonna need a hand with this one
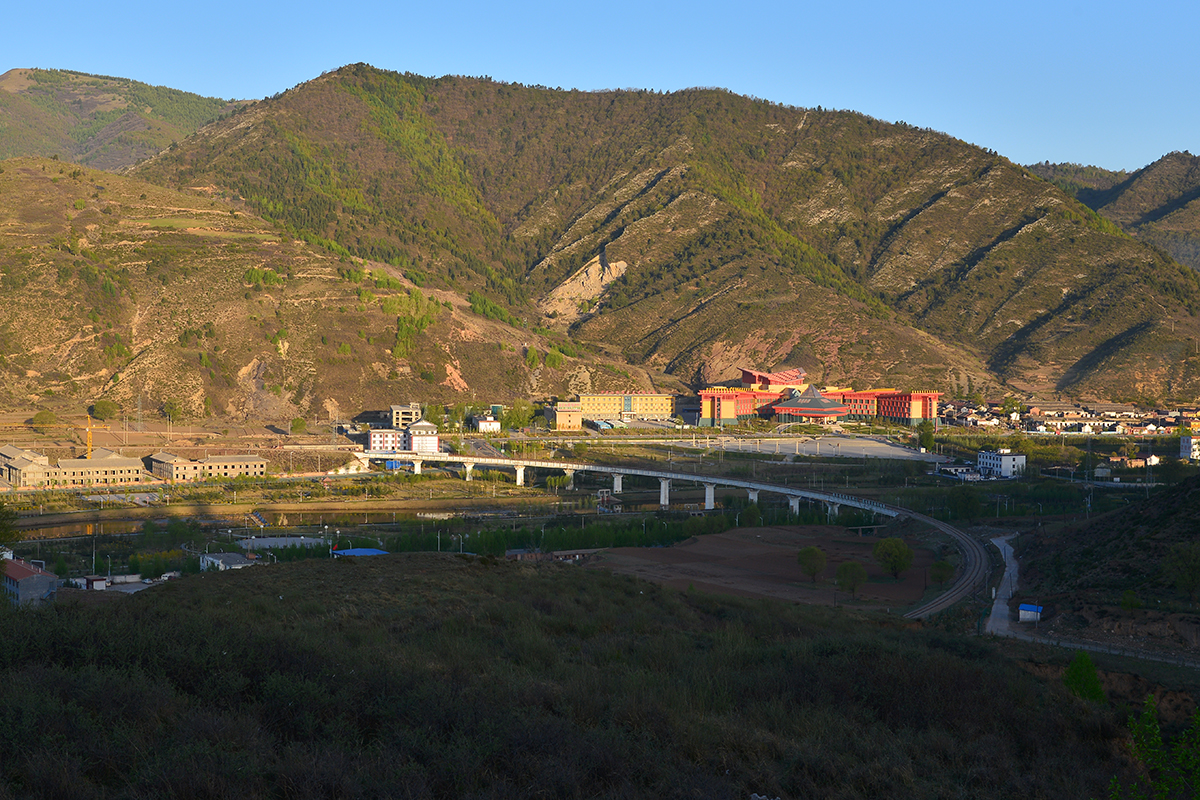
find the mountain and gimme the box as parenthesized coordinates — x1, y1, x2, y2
(0, 156, 649, 421)
(1029, 152, 1200, 272)
(129, 64, 1200, 403)
(0, 68, 235, 170)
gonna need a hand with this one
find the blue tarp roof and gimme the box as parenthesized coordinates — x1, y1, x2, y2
(1019, 604, 1044, 612)
(333, 548, 389, 557)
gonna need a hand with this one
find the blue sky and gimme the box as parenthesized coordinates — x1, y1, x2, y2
(9, 0, 1196, 170)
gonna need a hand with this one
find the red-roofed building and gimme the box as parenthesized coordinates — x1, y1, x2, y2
(823, 389, 941, 425)
(699, 366, 939, 427)
(3, 558, 58, 607)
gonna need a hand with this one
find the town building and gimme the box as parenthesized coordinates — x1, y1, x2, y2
(823, 389, 942, 425)
(771, 386, 850, 423)
(390, 403, 423, 429)
(3, 558, 58, 606)
(470, 415, 501, 433)
(200, 552, 254, 571)
(1182, 435, 1200, 461)
(405, 420, 440, 454)
(545, 401, 582, 431)
(577, 392, 674, 421)
(368, 429, 405, 451)
(0, 446, 146, 488)
(147, 452, 267, 482)
(202, 455, 268, 479)
(977, 449, 1026, 478)
(697, 366, 939, 428)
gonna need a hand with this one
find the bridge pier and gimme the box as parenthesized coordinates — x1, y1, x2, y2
(704, 483, 715, 510)
(463, 462, 475, 482)
(658, 477, 671, 509)
(515, 465, 525, 486)
(826, 502, 840, 519)
(747, 489, 759, 504)
(564, 469, 575, 491)
(412, 459, 422, 476)
(612, 473, 623, 493)
(788, 496, 800, 515)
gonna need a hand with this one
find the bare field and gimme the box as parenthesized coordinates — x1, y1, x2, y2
(594, 525, 938, 610)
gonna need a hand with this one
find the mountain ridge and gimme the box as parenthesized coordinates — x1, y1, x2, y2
(3, 63, 1200, 413)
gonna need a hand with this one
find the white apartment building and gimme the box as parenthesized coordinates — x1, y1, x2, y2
(977, 448, 1026, 478)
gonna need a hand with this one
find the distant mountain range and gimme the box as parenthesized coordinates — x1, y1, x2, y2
(1, 63, 1198, 420)
(0, 68, 236, 170)
(1029, 151, 1200, 272)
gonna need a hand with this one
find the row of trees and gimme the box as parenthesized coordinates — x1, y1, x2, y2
(795, 537, 955, 597)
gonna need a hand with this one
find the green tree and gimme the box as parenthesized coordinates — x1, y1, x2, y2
(930, 560, 955, 586)
(525, 347, 540, 369)
(162, 399, 183, 421)
(741, 502, 761, 528)
(1164, 542, 1200, 602)
(872, 537, 914, 578)
(836, 560, 867, 597)
(54, 554, 70, 578)
(544, 347, 564, 369)
(916, 420, 935, 450)
(1063, 650, 1105, 702)
(0, 502, 17, 552)
(90, 399, 119, 420)
(1120, 590, 1141, 616)
(31, 409, 58, 431)
(797, 546, 826, 583)
(501, 399, 534, 430)
(290, 417, 307, 435)
(948, 485, 982, 520)
(1104, 695, 1200, 800)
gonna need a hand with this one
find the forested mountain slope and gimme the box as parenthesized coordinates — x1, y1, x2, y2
(1030, 152, 1200, 272)
(0, 68, 235, 170)
(131, 64, 1200, 402)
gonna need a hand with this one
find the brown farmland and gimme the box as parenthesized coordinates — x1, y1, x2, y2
(594, 525, 939, 610)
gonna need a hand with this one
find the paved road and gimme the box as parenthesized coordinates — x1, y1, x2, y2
(986, 536, 1023, 637)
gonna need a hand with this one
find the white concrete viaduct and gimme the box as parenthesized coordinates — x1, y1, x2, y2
(359, 450, 895, 519)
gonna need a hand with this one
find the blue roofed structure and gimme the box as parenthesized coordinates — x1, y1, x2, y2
(332, 548, 389, 558)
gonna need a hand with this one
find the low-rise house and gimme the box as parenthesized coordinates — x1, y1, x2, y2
(470, 415, 501, 433)
(3, 558, 57, 606)
(200, 552, 254, 571)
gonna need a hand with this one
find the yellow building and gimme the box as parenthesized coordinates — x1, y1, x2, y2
(545, 401, 582, 431)
(577, 393, 674, 420)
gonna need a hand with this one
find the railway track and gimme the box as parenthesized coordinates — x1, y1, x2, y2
(902, 510, 991, 618)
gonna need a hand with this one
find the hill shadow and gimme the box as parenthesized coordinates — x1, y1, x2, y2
(1054, 320, 1154, 393)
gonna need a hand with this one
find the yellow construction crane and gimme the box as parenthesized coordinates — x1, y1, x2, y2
(83, 415, 110, 458)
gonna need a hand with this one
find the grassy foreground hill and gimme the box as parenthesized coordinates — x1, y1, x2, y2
(0, 68, 235, 170)
(0, 553, 1132, 798)
(0, 156, 642, 419)
(130, 64, 1200, 402)
(1021, 474, 1200, 656)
